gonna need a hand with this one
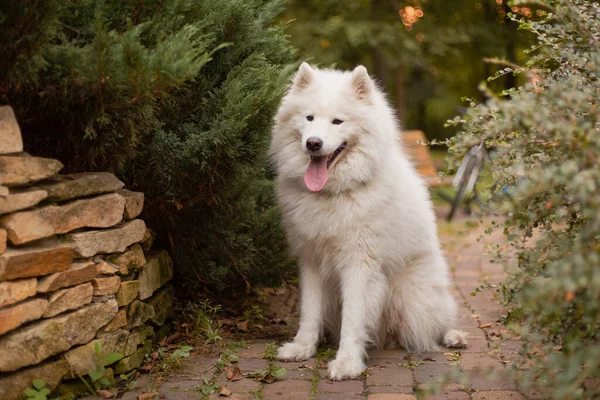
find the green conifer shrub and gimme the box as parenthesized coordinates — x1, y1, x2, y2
(447, 1, 600, 397)
(1, 0, 295, 289)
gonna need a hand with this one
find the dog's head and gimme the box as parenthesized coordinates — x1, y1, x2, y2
(270, 63, 396, 193)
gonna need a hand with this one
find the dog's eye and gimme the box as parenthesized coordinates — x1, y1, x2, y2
(306, 115, 314, 121)
(332, 119, 344, 125)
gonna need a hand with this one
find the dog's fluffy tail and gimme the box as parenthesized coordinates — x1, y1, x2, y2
(443, 329, 468, 348)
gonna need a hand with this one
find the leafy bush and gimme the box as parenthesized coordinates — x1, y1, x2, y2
(1, 0, 295, 289)
(447, 1, 600, 397)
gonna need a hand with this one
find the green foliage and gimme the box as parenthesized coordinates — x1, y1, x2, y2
(86, 342, 123, 389)
(1, 0, 295, 290)
(192, 301, 223, 345)
(24, 379, 50, 400)
(197, 376, 220, 397)
(262, 342, 278, 361)
(447, 1, 600, 397)
(246, 365, 287, 383)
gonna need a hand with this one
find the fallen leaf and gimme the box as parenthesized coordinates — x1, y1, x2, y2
(236, 321, 249, 332)
(478, 323, 493, 328)
(423, 357, 436, 362)
(137, 393, 158, 400)
(96, 389, 114, 399)
(565, 291, 575, 301)
(373, 360, 391, 367)
(298, 364, 311, 369)
(226, 365, 243, 381)
(140, 363, 154, 371)
(219, 386, 232, 397)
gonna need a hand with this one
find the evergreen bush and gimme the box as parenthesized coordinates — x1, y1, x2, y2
(447, 1, 600, 397)
(0, 0, 295, 289)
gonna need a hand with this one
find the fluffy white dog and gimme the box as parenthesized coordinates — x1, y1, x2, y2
(269, 62, 467, 380)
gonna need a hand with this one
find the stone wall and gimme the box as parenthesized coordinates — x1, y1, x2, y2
(0, 106, 174, 399)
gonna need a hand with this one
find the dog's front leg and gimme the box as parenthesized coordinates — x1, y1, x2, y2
(328, 262, 386, 380)
(277, 265, 323, 361)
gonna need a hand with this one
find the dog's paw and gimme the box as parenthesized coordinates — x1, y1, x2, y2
(327, 357, 366, 380)
(276, 342, 315, 361)
(443, 329, 468, 348)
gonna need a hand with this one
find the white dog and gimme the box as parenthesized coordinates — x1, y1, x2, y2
(269, 63, 467, 380)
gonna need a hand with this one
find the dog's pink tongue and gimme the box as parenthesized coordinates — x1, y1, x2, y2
(304, 157, 328, 192)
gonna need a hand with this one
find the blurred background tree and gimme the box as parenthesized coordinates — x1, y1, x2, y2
(283, 0, 528, 141)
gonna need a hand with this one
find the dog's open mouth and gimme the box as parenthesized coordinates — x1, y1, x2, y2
(305, 142, 347, 192)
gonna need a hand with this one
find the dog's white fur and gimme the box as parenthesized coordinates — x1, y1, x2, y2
(270, 63, 467, 380)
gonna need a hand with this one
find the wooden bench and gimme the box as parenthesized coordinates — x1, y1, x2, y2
(402, 130, 452, 187)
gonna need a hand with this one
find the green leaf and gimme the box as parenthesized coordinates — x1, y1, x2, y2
(103, 352, 124, 365)
(32, 379, 46, 390)
(24, 388, 37, 397)
(38, 388, 50, 396)
(88, 369, 104, 381)
(98, 378, 111, 387)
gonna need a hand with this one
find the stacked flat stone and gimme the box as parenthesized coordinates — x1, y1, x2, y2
(0, 106, 174, 400)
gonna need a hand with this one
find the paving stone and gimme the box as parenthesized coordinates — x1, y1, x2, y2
(369, 348, 411, 359)
(316, 394, 364, 400)
(366, 364, 413, 386)
(0, 192, 125, 244)
(0, 153, 63, 187)
(0, 359, 69, 400)
(116, 280, 140, 306)
(37, 261, 98, 292)
(65, 219, 146, 257)
(0, 228, 5, 254)
(471, 391, 523, 400)
(318, 379, 363, 393)
(43, 282, 94, 317)
(460, 353, 504, 371)
(0, 186, 7, 196)
(468, 371, 518, 391)
(239, 342, 269, 358)
(138, 250, 173, 300)
(263, 379, 311, 400)
(423, 391, 469, 400)
(413, 363, 460, 384)
(118, 189, 144, 219)
(0, 188, 47, 215)
(39, 172, 124, 202)
(0, 277, 37, 307)
(0, 239, 73, 281)
(107, 243, 146, 275)
(238, 358, 269, 373)
(368, 394, 417, 400)
(461, 337, 490, 353)
(209, 393, 255, 400)
(0, 106, 23, 155)
(368, 386, 414, 394)
(92, 275, 121, 296)
(217, 374, 261, 393)
(0, 299, 117, 372)
(0, 297, 48, 335)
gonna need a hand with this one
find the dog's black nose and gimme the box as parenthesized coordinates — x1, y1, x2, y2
(306, 137, 323, 152)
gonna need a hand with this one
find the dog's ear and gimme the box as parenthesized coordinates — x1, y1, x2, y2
(351, 65, 375, 101)
(292, 62, 315, 91)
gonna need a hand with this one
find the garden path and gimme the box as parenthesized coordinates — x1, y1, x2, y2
(118, 208, 528, 400)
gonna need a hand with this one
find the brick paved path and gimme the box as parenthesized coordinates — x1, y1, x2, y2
(121, 217, 525, 400)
